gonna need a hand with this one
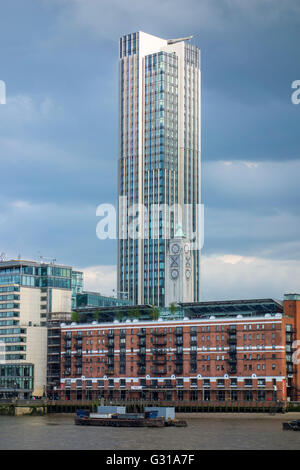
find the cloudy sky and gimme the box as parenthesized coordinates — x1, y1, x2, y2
(0, 0, 299, 301)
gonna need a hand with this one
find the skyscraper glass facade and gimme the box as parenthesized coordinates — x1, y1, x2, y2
(118, 32, 201, 307)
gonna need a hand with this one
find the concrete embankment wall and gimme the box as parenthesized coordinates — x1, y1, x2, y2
(0, 404, 47, 416)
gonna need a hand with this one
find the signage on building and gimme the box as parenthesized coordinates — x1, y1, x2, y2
(282, 379, 286, 399)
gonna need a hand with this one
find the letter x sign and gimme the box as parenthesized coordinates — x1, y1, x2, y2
(170, 255, 179, 267)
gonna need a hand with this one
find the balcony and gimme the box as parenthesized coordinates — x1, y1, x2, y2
(154, 339, 167, 346)
(228, 327, 237, 334)
(106, 368, 114, 375)
(228, 336, 237, 344)
(152, 331, 166, 337)
(153, 369, 167, 375)
(47, 359, 60, 365)
(107, 332, 114, 338)
(107, 349, 114, 356)
(137, 331, 146, 337)
(48, 348, 60, 355)
(138, 367, 146, 374)
(164, 382, 173, 389)
(257, 382, 266, 388)
(175, 330, 183, 336)
(151, 348, 167, 355)
(153, 359, 167, 365)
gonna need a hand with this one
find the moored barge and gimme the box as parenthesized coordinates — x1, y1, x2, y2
(75, 415, 165, 427)
(74, 408, 187, 427)
(282, 419, 300, 431)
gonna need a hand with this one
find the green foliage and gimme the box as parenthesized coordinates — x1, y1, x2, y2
(133, 308, 141, 319)
(150, 304, 160, 321)
(71, 311, 80, 323)
(169, 302, 178, 319)
(93, 309, 100, 322)
(116, 311, 123, 322)
(128, 309, 135, 321)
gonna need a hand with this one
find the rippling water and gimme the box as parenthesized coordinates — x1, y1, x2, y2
(0, 414, 299, 450)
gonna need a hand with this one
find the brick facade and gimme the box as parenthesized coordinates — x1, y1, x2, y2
(58, 298, 300, 404)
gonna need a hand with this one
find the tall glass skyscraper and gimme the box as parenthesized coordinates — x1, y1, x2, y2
(118, 31, 201, 307)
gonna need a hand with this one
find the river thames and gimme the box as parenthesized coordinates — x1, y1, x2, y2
(0, 413, 300, 450)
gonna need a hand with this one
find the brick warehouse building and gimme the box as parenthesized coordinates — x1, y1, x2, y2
(57, 295, 300, 405)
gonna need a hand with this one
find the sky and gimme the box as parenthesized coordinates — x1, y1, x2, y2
(0, 0, 299, 301)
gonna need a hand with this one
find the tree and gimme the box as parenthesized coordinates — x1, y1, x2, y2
(128, 309, 135, 321)
(93, 309, 100, 322)
(71, 311, 80, 323)
(150, 304, 160, 321)
(133, 308, 141, 320)
(169, 303, 177, 320)
(116, 311, 123, 322)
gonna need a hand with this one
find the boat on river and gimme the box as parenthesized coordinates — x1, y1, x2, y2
(74, 409, 187, 427)
(282, 419, 300, 431)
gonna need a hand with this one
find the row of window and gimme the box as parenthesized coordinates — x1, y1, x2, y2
(65, 377, 272, 388)
(64, 323, 281, 338)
